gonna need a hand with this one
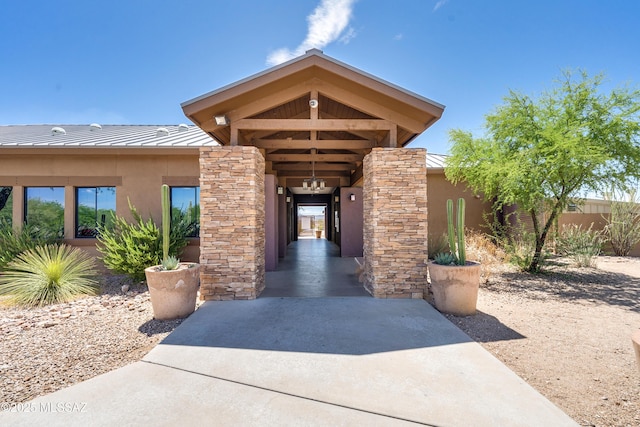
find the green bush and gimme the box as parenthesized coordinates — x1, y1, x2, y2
(603, 190, 640, 256)
(503, 231, 548, 271)
(556, 223, 602, 267)
(96, 201, 192, 281)
(0, 244, 97, 306)
(0, 219, 59, 271)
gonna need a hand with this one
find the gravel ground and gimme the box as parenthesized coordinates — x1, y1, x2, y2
(0, 276, 186, 404)
(444, 256, 640, 427)
(2, 257, 639, 427)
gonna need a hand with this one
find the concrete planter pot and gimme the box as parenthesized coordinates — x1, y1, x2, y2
(144, 263, 201, 320)
(632, 330, 640, 372)
(428, 261, 481, 316)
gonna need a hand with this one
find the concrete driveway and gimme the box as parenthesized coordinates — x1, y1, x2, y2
(1, 297, 577, 426)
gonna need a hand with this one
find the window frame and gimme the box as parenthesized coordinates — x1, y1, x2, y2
(24, 186, 65, 238)
(170, 186, 200, 238)
(75, 186, 116, 239)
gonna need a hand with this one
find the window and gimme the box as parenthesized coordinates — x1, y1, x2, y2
(25, 187, 65, 237)
(171, 187, 200, 237)
(76, 187, 116, 238)
(0, 186, 12, 226)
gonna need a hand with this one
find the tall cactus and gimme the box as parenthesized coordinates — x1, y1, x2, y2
(161, 184, 170, 261)
(456, 198, 466, 265)
(446, 199, 456, 257)
(445, 198, 467, 265)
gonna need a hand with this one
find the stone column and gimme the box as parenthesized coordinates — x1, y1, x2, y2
(363, 148, 428, 298)
(199, 146, 265, 300)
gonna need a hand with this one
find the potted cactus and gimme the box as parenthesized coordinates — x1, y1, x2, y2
(144, 184, 200, 320)
(428, 198, 481, 316)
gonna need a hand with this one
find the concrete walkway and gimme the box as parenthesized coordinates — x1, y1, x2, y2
(1, 297, 577, 426)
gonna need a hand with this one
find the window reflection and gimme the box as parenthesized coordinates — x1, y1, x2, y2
(25, 187, 65, 238)
(170, 187, 200, 237)
(76, 187, 116, 238)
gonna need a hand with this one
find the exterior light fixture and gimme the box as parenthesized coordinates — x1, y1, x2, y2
(349, 193, 356, 202)
(302, 148, 325, 193)
(286, 196, 291, 203)
(334, 195, 339, 203)
(214, 115, 229, 126)
(277, 186, 284, 195)
(309, 99, 318, 108)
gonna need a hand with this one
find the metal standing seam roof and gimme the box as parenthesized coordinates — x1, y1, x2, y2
(0, 124, 447, 168)
(0, 124, 219, 148)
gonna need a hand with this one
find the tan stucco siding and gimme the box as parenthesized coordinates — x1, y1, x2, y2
(0, 151, 201, 263)
(426, 171, 492, 244)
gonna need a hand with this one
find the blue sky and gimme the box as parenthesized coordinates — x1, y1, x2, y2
(1, 0, 639, 155)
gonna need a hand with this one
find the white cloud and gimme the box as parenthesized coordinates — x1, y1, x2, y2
(433, 0, 450, 12)
(266, 0, 357, 66)
(394, 33, 403, 41)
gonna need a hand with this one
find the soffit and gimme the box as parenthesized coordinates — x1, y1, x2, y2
(181, 50, 445, 188)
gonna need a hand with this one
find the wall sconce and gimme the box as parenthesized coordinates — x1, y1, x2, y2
(214, 115, 229, 126)
(286, 196, 291, 203)
(334, 195, 339, 203)
(349, 193, 356, 202)
(277, 186, 284, 195)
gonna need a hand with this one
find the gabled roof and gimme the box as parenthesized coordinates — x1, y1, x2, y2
(181, 49, 444, 147)
(0, 125, 217, 148)
(181, 49, 445, 189)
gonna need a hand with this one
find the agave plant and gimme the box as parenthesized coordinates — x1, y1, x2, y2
(0, 244, 98, 306)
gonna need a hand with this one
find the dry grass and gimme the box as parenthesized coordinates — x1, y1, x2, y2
(465, 229, 506, 283)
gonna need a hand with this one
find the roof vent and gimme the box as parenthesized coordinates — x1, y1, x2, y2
(89, 123, 102, 131)
(51, 126, 66, 135)
(156, 127, 170, 137)
(178, 123, 189, 132)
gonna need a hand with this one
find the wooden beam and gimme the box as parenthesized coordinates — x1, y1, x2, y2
(252, 139, 374, 150)
(318, 82, 428, 134)
(284, 177, 342, 188)
(273, 163, 356, 171)
(276, 170, 351, 177)
(234, 118, 394, 131)
(350, 164, 364, 186)
(266, 153, 362, 162)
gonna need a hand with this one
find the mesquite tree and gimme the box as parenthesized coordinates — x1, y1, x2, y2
(446, 70, 640, 272)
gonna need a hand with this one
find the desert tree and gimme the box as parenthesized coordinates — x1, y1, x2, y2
(446, 70, 640, 272)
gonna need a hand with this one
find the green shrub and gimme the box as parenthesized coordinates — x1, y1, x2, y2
(603, 190, 640, 256)
(96, 201, 192, 281)
(0, 244, 97, 306)
(503, 231, 548, 271)
(0, 219, 59, 271)
(556, 223, 602, 267)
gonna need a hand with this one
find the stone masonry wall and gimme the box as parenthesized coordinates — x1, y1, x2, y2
(199, 146, 265, 300)
(363, 148, 428, 298)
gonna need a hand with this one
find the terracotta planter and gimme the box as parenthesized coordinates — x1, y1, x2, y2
(632, 330, 640, 372)
(428, 261, 481, 316)
(144, 263, 201, 320)
(315, 230, 322, 238)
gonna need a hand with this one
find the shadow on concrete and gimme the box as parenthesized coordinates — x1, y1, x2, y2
(444, 310, 527, 343)
(159, 297, 475, 355)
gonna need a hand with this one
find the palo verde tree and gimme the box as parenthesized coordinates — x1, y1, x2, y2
(446, 70, 640, 273)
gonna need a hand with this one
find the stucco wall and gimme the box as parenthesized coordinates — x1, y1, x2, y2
(0, 149, 201, 263)
(426, 171, 492, 244)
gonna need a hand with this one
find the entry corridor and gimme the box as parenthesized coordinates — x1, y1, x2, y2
(262, 239, 369, 297)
